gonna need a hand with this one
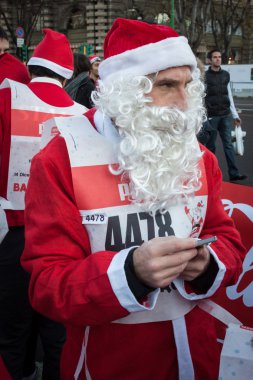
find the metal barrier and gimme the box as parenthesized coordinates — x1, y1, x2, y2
(231, 82, 253, 98)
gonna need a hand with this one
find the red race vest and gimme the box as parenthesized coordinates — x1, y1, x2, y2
(0, 79, 86, 210)
(214, 182, 253, 327)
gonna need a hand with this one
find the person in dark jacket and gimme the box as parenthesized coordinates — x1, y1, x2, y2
(205, 49, 246, 181)
(65, 53, 95, 109)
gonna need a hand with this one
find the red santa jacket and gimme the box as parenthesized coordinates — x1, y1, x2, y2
(0, 356, 11, 380)
(21, 110, 245, 380)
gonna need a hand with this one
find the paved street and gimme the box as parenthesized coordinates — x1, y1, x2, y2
(215, 97, 253, 187)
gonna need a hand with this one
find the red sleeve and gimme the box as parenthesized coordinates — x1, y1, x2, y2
(0, 88, 11, 182)
(0, 88, 24, 226)
(200, 147, 245, 286)
(21, 136, 129, 327)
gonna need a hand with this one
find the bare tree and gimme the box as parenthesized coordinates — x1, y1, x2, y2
(0, 0, 46, 49)
(210, 0, 252, 63)
(174, 0, 212, 53)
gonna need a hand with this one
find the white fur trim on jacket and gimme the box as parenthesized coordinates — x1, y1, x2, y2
(99, 36, 197, 83)
(107, 248, 159, 313)
(174, 245, 226, 300)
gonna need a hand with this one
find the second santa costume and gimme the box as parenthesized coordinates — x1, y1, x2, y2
(0, 29, 86, 379)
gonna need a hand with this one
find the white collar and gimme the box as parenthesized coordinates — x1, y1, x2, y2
(30, 77, 63, 87)
(94, 109, 121, 143)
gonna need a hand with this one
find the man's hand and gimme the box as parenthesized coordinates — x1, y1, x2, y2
(234, 117, 241, 126)
(133, 236, 198, 289)
(181, 245, 211, 281)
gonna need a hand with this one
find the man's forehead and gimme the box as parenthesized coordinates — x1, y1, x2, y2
(155, 66, 192, 80)
(0, 38, 9, 45)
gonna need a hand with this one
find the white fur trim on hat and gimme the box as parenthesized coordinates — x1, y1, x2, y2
(27, 57, 73, 79)
(90, 56, 101, 64)
(99, 36, 197, 83)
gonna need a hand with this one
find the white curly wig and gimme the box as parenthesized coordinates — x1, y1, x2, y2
(92, 68, 206, 213)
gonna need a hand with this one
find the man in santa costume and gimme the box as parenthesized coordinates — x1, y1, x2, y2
(88, 54, 101, 83)
(0, 29, 86, 379)
(22, 19, 245, 380)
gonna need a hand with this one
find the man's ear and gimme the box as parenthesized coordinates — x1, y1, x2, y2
(62, 78, 67, 87)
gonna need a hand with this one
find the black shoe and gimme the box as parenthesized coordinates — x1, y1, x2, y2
(229, 174, 247, 181)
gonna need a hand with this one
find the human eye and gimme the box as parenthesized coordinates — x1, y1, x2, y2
(164, 82, 174, 88)
(156, 80, 175, 89)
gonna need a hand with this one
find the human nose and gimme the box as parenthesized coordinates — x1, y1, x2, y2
(173, 89, 188, 111)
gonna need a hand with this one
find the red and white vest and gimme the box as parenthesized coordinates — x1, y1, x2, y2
(0, 79, 86, 211)
(45, 114, 209, 323)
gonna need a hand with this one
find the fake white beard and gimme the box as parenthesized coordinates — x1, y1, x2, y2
(93, 70, 206, 213)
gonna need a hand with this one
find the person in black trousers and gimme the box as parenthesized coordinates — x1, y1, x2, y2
(205, 49, 247, 182)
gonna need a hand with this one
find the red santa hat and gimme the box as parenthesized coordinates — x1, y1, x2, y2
(89, 55, 101, 65)
(27, 29, 73, 79)
(0, 53, 30, 84)
(99, 18, 197, 83)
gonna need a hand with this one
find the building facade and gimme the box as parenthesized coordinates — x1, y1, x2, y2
(0, 0, 253, 64)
